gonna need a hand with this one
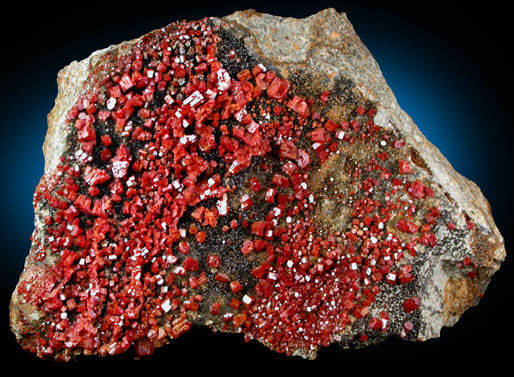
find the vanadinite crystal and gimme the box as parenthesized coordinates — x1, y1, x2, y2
(10, 9, 506, 360)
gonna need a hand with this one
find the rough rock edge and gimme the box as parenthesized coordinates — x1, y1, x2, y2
(10, 40, 140, 347)
(219, 8, 505, 340)
(10, 8, 505, 355)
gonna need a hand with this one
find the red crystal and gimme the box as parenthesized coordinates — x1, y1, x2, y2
(402, 297, 421, 313)
(267, 77, 290, 100)
(396, 220, 419, 234)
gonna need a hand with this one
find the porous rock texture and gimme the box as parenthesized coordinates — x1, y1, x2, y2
(10, 9, 505, 360)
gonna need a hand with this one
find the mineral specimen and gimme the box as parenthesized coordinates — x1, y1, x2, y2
(10, 9, 505, 360)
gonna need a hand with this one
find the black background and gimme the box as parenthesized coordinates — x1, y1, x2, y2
(1, 0, 512, 373)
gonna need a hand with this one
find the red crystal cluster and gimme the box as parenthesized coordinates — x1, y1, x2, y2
(14, 17, 474, 360)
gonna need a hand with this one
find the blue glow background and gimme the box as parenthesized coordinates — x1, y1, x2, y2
(1, 1, 512, 370)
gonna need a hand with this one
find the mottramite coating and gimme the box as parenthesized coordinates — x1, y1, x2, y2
(12, 17, 480, 360)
